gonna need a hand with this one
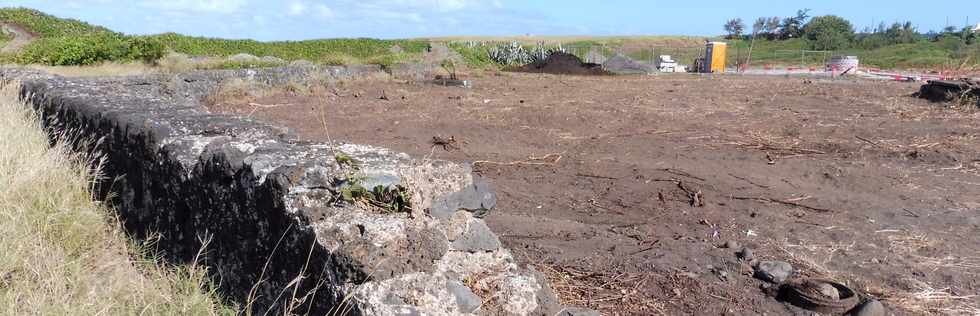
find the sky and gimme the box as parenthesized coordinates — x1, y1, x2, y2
(0, 0, 977, 41)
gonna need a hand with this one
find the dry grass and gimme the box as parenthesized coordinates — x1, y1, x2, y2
(883, 279, 980, 316)
(776, 239, 855, 279)
(202, 72, 391, 114)
(0, 82, 234, 315)
(535, 263, 665, 315)
(883, 230, 937, 254)
(25, 62, 156, 77)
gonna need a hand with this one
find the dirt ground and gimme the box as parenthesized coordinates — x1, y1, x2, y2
(0, 22, 36, 53)
(209, 72, 980, 315)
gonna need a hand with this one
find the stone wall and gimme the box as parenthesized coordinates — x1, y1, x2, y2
(11, 66, 585, 316)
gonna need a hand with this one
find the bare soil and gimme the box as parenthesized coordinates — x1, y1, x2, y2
(0, 22, 36, 53)
(210, 72, 980, 315)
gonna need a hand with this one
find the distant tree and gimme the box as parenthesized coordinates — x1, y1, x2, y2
(779, 9, 811, 39)
(765, 16, 781, 39)
(961, 26, 977, 45)
(724, 18, 746, 39)
(753, 17, 767, 36)
(874, 22, 887, 34)
(884, 21, 920, 44)
(803, 15, 855, 50)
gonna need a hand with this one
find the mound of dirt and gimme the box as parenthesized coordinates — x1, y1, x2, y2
(915, 79, 979, 106)
(602, 53, 655, 75)
(513, 52, 610, 76)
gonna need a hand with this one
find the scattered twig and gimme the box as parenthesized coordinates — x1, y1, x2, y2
(653, 178, 704, 207)
(629, 245, 657, 256)
(659, 168, 705, 181)
(903, 208, 921, 218)
(730, 195, 834, 213)
(473, 153, 563, 167)
(855, 135, 883, 148)
(245, 102, 290, 118)
(728, 137, 826, 156)
(576, 173, 618, 180)
(728, 173, 770, 189)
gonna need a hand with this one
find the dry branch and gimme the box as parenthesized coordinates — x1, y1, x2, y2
(730, 195, 834, 213)
(473, 153, 563, 167)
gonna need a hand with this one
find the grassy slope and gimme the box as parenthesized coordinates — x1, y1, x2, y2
(0, 82, 234, 315)
(0, 7, 427, 66)
(0, 7, 110, 37)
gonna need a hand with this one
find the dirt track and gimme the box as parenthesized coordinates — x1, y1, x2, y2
(210, 72, 980, 315)
(1, 22, 36, 53)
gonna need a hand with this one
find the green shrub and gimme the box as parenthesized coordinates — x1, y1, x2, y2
(20, 33, 126, 65)
(804, 15, 855, 50)
(145, 33, 427, 62)
(448, 42, 494, 68)
(17, 33, 165, 66)
(127, 36, 166, 64)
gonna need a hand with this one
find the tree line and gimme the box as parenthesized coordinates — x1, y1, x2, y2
(723, 10, 978, 51)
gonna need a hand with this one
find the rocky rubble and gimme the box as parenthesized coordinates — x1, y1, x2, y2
(9, 67, 587, 315)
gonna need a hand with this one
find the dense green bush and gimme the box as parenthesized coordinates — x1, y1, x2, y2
(17, 33, 165, 66)
(146, 32, 428, 62)
(127, 37, 166, 63)
(448, 42, 494, 68)
(804, 15, 855, 50)
(20, 33, 125, 65)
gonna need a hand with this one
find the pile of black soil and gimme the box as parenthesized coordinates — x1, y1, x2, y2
(915, 79, 980, 106)
(510, 52, 610, 76)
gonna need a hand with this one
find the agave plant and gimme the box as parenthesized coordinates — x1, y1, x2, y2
(487, 41, 567, 65)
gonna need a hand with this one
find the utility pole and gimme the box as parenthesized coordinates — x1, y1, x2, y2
(746, 28, 758, 73)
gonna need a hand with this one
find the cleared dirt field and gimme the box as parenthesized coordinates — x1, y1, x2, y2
(210, 72, 980, 315)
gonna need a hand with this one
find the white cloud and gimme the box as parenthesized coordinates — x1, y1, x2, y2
(141, 0, 248, 14)
(313, 4, 334, 18)
(287, 2, 306, 16)
(388, 0, 475, 12)
(285, 1, 333, 19)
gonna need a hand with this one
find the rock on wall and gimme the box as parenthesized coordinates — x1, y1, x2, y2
(13, 67, 583, 316)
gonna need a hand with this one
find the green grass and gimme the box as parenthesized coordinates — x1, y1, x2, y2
(726, 38, 980, 69)
(146, 32, 427, 63)
(0, 81, 236, 315)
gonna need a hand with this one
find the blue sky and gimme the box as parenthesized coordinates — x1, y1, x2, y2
(0, 0, 977, 41)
